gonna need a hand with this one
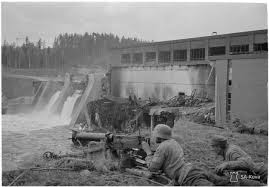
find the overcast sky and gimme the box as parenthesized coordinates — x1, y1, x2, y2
(1, 2, 267, 46)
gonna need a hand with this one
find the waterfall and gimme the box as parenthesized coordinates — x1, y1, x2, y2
(60, 91, 82, 124)
(44, 91, 61, 114)
(27, 89, 82, 127)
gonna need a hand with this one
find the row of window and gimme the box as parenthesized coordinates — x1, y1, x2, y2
(121, 43, 268, 64)
(227, 61, 232, 121)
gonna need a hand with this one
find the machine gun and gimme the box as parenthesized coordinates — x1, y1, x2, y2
(71, 129, 150, 168)
(105, 133, 150, 168)
(81, 132, 172, 185)
(43, 129, 171, 185)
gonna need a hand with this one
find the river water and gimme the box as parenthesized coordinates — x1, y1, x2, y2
(2, 91, 82, 171)
(2, 113, 73, 171)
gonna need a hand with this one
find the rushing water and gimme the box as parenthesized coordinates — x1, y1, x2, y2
(2, 90, 81, 171)
(2, 113, 65, 133)
(44, 91, 61, 114)
(60, 91, 81, 124)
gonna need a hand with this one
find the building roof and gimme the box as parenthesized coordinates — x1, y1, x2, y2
(112, 29, 267, 50)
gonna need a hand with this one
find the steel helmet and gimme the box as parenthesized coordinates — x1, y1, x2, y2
(211, 135, 228, 146)
(153, 124, 172, 139)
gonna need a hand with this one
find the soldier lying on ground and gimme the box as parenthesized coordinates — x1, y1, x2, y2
(233, 118, 255, 134)
(233, 118, 268, 135)
(141, 124, 215, 186)
(211, 135, 267, 184)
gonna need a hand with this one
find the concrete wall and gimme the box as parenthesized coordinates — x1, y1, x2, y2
(110, 30, 267, 66)
(231, 58, 268, 120)
(2, 77, 35, 99)
(69, 73, 103, 127)
(215, 60, 228, 125)
(109, 30, 268, 124)
(111, 65, 215, 100)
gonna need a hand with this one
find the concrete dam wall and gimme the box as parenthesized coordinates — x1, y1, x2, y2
(2, 77, 35, 99)
(110, 65, 215, 101)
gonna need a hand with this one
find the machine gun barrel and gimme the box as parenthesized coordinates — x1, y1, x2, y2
(72, 131, 149, 150)
(74, 132, 106, 140)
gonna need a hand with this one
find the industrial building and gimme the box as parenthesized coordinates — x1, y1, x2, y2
(109, 29, 268, 125)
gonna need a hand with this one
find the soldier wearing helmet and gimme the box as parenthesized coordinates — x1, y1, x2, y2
(211, 135, 267, 184)
(141, 124, 214, 186)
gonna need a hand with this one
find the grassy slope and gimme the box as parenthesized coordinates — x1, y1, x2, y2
(2, 120, 268, 186)
(173, 120, 268, 169)
(2, 169, 155, 186)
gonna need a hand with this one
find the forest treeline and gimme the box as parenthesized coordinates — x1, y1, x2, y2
(2, 32, 148, 70)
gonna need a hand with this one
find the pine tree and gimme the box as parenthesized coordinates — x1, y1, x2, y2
(1, 32, 148, 70)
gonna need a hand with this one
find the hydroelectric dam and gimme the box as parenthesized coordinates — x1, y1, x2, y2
(2, 70, 104, 171)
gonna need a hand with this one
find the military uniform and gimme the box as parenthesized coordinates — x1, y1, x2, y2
(224, 144, 267, 184)
(146, 139, 213, 186)
(211, 135, 267, 184)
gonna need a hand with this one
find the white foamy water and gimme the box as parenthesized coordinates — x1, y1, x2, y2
(60, 91, 81, 124)
(2, 113, 67, 133)
(44, 91, 61, 114)
(2, 90, 81, 133)
(2, 114, 72, 171)
(2, 90, 83, 171)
